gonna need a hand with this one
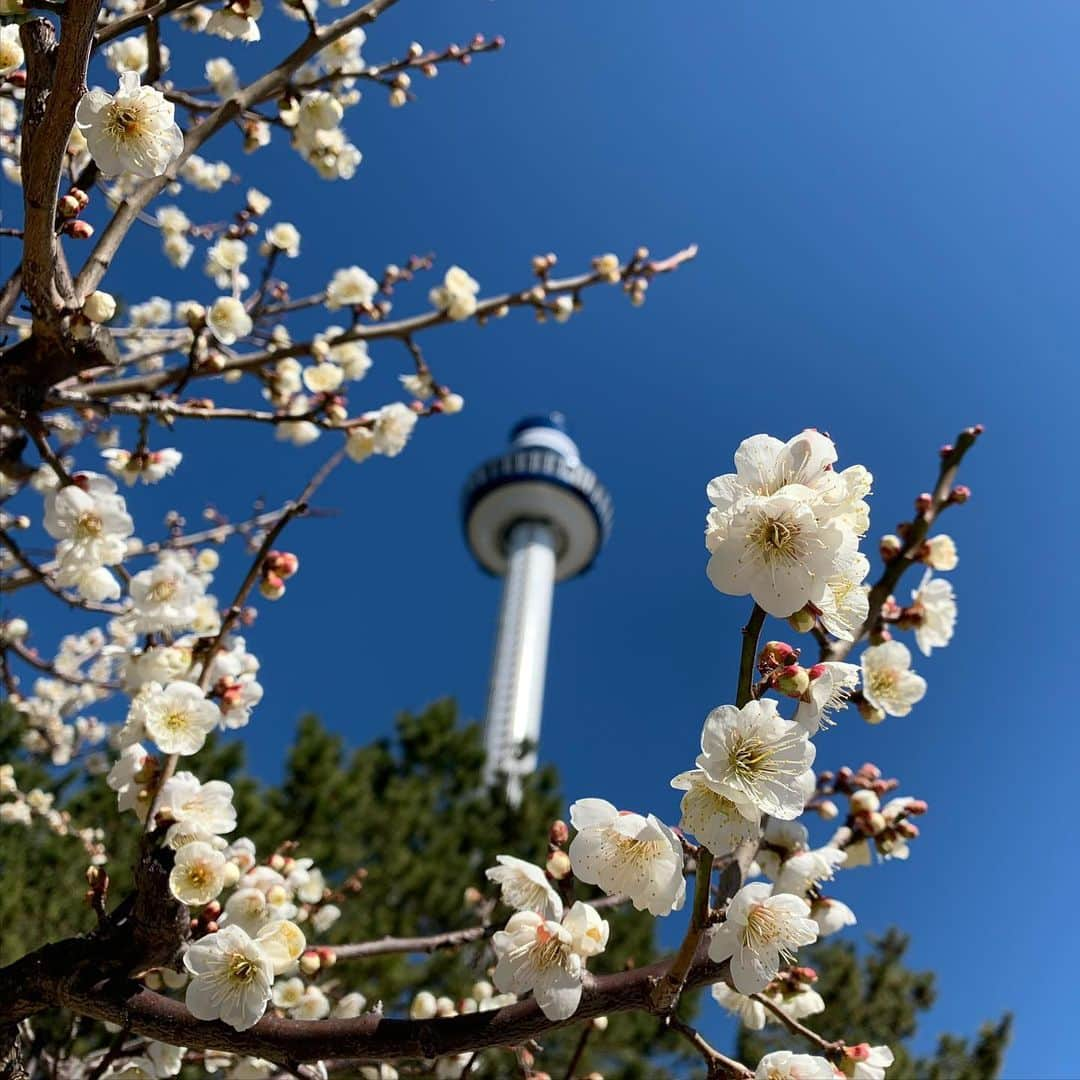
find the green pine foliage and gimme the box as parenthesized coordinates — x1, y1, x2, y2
(736, 930, 1012, 1079)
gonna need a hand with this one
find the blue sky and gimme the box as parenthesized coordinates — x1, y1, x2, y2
(6, 1, 1078, 1075)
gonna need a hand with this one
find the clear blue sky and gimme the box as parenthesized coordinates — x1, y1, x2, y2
(8, 2, 1077, 1076)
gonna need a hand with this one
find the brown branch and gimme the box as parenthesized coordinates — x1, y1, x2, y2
(29, 947, 735, 1064)
(74, 246, 699, 400)
(822, 426, 982, 662)
(750, 993, 843, 1057)
(666, 1016, 752, 1080)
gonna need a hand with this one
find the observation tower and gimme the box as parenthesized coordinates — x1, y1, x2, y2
(461, 414, 613, 803)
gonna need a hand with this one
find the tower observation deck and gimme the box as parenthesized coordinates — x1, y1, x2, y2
(461, 414, 613, 803)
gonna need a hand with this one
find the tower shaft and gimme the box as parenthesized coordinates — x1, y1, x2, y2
(483, 520, 556, 802)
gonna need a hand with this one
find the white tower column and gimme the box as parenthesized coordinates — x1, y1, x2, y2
(483, 520, 556, 803)
(462, 414, 612, 804)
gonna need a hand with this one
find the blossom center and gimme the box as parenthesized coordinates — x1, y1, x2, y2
(161, 709, 190, 732)
(606, 831, 666, 867)
(748, 513, 806, 567)
(148, 579, 178, 602)
(867, 669, 897, 697)
(227, 952, 260, 985)
(104, 101, 152, 142)
(75, 511, 104, 539)
(727, 736, 776, 782)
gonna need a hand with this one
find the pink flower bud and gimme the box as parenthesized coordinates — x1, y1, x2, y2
(846, 1044, 871, 1062)
(266, 550, 299, 578)
(58, 194, 81, 218)
(949, 484, 971, 503)
(906, 798, 929, 815)
(759, 641, 798, 670)
(879, 534, 902, 561)
(269, 853, 286, 871)
(816, 799, 839, 821)
(549, 819, 569, 846)
(299, 951, 321, 975)
(915, 492, 933, 513)
(774, 665, 810, 698)
(65, 220, 94, 239)
(259, 574, 285, 600)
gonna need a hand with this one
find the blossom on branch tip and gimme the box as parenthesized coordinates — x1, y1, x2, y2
(102, 447, 182, 486)
(485, 855, 563, 920)
(810, 896, 857, 937)
(159, 772, 237, 835)
(860, 642, 926, 717)
(793, 662, 861, 735)
(76, 72, 183, 179)
(371, 402, 418, 457)
(133, 681, 221, 756)
(840, 1044, 895, 1079)
(206, 0, 263, 42)
(696, 699, 816, 821)
(326, 266, 377, 309)
(773, 846, 847, 899)
(568, 798, 685, 916)
(208, 296, 254, 345)
(922, 534, 958, 571)
(708, 882, 818, 994)
(429, 266, 480, 321)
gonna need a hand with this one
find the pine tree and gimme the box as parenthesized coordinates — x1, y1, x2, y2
(736, 930, 1012, 1079)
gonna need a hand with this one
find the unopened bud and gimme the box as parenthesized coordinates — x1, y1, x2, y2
(905, 798, 928, 815)
(546, 849, 572, 880)
(849, 789, 880, 814)
(759, 641, 798, 670)
(388, 87, 407, 108)
(259, 574, 286, 600)
(949, 484, 971, 503)
(774, 664, 810, 698)
(441, 392, 464, 414)
(65, 220, 94, 239)
(299, 951, 321, 975)
(70, 187, 89, 209)
(222, 861, 241, 888)
(1, 617, 28, 642)
(915, 492, 933, 513)
(464, 886, 483, 905)
(857, 699, 886, 725)
(549, 819, 570, 846)
(203, 900, 222, 919)
(317, 946, 337, 968)
(786, 608, 816, 634)
(58, 194, 81, 218)
(859, 810, 886, 835)
(592, 1015, 609, 1031)
(846, 1044, 872, 1063)
(410, 990, 437, 1020)
(268, 853, 286, 872)
(266, 883, 288, 906)
(879, 534, 902, 561)
(816, 799, 839, 820)
(266, 551, 299, 579)
(408, 41, 423, 58)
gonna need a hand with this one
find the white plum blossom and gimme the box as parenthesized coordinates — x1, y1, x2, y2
(132, 681, 221, 756)
(696, 699, 815, 821)
(754, 1050, 837, 1079)
(485, 855, 563, 920)
(561, 899, 610, 958)
(794, 662, 861, 735)
(670, 768, 761, 855)
(254, 919, 306, 974)
(206, 0, 263, 42)
(312, 903, 341, 934)
(756, 819, 810, 881)
(908, 571, 957, 656)
(712, 982, 769, 1029)
(568, 798, 685, 916)
(429, 266, 480, 321)
(44, 476, 133, 586)
(817, 551, 871, 642)
(923, 534, 958, 571)
(170, 840, 228, 905)
(184, 924, 273, 1031)
(492, 903, 606, 1021)
(325, 266, 377, 309)
(82, 291, 118, 324)
(272, 976, 305, 1009)
(76, 72, 183, 178)
(811, 897, 857, 937)
(0, 25, 24, 76)
(102, 447, 182, 486)
(104, 33, 170, 76)
(107, 743, 154, 820)
(371, 402, 418, 457)
(708, 882, 818, 994)
(159, 773, 237, 835)
(843, 1045, 895, 1079)
(208, 296, 254, 345)
(706, 490, 853, 617)
(128, 555, 204, 633)
(774, 846, 847, 899)
(292, 985, 330, 1020)
(860, 642, 927, 717)
(264, 222, 301, 257)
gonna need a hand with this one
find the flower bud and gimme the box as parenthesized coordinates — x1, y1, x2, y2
(949, 484, 971, 503)
(774, 665, 810, 698)
(915, 492, 933, 513)
(879, 534, 902, 561)
(546, 849, 572, 880)
(317, 946, 337, 968)
(266, 551, 299, 579)
(786, 609, 816, 634)
(846, 1044, 871, 1063)
(82, 291, 117, 324)
(859, 811, 886, 835)
(65, 220, 94, 239)
(435, 996, 456, 1017)
(222, 861, 241, 888)
(592, 1015, 609, 1031)
(58, 194, 81, 218)
(299, 951, 321, 976)
(463, 886, 483, 905)
(549, 819, 570, 846)
(70, 187, 90, 209)
(441, 392, 464, 414)
(388, 87, 407, 108)
(266, 883, 288, 906)
(259, 574, 286, 600)
(759, 641, 798, 670)
(849, 789, 880, 814)
(816, 799, 839, 820)
(857, 699, 886, 725)
(905, 798, 928, 815)
(410, 990, 437, 1020)
(268, 853, 286, 871)
(1, 617, 28, 642)
(472, 980, 493, 1002)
